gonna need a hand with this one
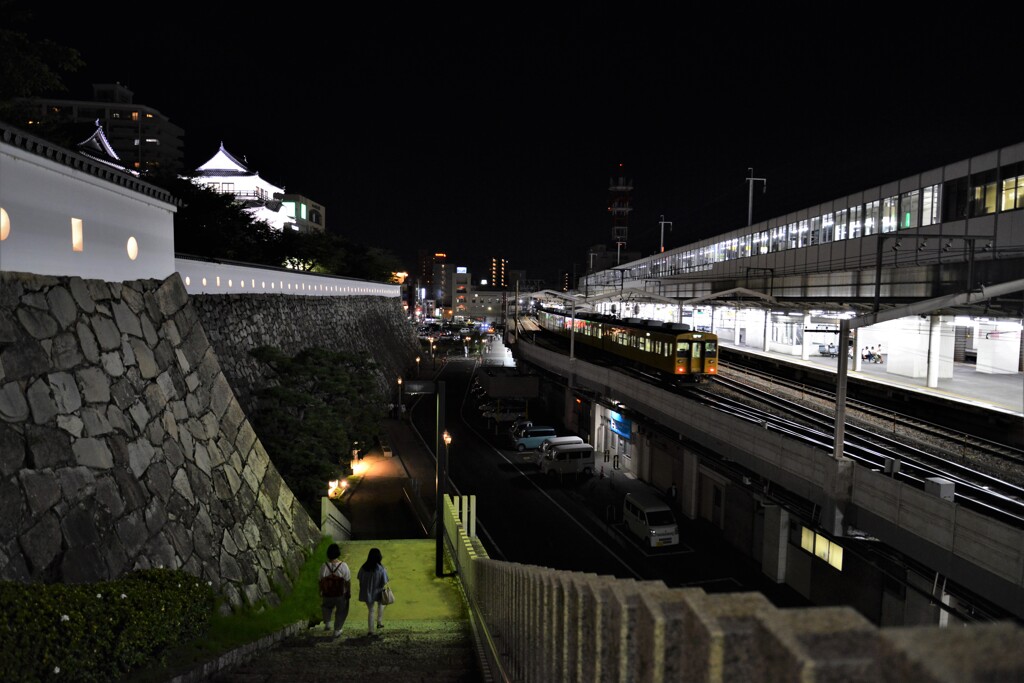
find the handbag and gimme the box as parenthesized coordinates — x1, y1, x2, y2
(380, 584, 395, 605)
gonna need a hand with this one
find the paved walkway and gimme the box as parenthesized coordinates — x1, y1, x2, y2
(193, 416, 488, 682)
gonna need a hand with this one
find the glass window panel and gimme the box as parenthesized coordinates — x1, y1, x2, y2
(899, 190, 920, 229)
(881, 196, 898, 232)
(834, 208, 848, 240)
(849, 205, 862, 239)
(864, 201, 879, 236)
(821, 213, 834, 243)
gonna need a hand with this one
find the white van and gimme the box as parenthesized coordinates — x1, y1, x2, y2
(513, 426, 557, 451)
(540, 443, 595, 477)
(623, 491, 679, 548)
(535, 436, 584, 463)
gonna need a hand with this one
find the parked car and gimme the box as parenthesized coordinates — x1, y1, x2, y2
(482, 407, 527, 422)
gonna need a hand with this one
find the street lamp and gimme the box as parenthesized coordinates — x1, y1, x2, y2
(439, 428, 452, 576)
(416, 356, 421, 378)
(397, 377, 403, 419)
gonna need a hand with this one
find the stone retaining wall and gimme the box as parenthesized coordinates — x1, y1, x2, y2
(190, 291, 419, 416)
(0, 272, 321, 610)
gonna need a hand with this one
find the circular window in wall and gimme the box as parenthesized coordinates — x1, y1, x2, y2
(126, 236, 139, 260)
(0, 208, 9, 241)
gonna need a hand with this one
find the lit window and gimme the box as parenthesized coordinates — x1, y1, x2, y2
(202, 278, 207, 286)
(71, 218, 84, 252)
(228, 279, 233, 287)
(216, 276, 221, 287)
(0, 208, 9, 240)
(185, 276, 191, 286)
(126, 236, 139, 260)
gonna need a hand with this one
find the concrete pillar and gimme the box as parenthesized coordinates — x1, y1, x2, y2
(801, 313, 811, 360)
(762, 309, 771, 352)
(761, 505, 789, 582)
(928, 314, 942, 388)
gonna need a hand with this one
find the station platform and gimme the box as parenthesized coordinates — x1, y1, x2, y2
(719, 340, 1023, 418)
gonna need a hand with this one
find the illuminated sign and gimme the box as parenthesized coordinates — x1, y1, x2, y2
(609, 410, 632, 440)
(457, 267, 467, 274)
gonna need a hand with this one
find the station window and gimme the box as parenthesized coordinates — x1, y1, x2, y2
(881, 196, 899, 232)
(864, 201, 880, 236)
(922, 185, 941, 225)
(800, 526, 843, 570)
(970, 169, 998, 216)
(1001, 163, 1024, 211)
(899, 190, 920, 229)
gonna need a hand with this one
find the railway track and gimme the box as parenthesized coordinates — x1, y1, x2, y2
(526, 329, 1024, 524)
(714, 361, 1024, 485)
(692, 375, 1024, 527)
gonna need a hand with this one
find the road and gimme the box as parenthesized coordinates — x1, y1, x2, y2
(409, 342, 811, 608)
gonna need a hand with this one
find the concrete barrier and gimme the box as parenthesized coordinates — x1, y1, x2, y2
(441, 493, 1024, 682)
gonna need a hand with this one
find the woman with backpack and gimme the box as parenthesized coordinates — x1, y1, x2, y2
(318, 543, 351, 637)
(357, 547, 390, 637)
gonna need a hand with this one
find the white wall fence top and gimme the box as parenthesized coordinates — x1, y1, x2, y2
(175, 255, 399, 297)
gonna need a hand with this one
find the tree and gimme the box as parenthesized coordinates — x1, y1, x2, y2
(148, 176, 283, 265)
(0, 0, 85, 141)
(247, 346, 385, 516)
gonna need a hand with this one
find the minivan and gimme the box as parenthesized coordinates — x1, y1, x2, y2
(623, 491, 679, 548)
(540, 443, 595, 477)
(535, 435, 584, 461)
(512, 426, 557, 451)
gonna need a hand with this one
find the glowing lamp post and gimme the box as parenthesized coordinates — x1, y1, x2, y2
(438, 428, 452, 577)
(416, 356, 421, 378)
(397, 377, 403, 419)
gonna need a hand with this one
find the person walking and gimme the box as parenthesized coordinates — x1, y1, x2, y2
(318, 543, 351, 638)
(357, 547, 389, 637)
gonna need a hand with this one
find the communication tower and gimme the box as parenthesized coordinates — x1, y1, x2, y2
(608, 164, 633, 264)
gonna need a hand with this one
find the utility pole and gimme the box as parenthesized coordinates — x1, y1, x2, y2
(659, 215, 673, 253)
(746, 168, 767, 226)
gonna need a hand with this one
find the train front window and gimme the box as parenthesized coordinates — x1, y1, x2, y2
(693, 343, 702, 358)
(705, 341, 718, 356)
(676, 341, 690, 358)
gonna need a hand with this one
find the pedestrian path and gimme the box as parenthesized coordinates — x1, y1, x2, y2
(187, 418, 489, 683)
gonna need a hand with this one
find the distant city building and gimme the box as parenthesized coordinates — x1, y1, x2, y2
(466, 285, 505, 323)
(453, 266, 471, 319)
(17, 82, 185, 177)
(279, 194, 326, 234)
(190, 143, 324, 233)
(490, 257, 508, 289)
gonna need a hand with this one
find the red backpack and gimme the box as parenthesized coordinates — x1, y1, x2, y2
(319, 562, 348, 598)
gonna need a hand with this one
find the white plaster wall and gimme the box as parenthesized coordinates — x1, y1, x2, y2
(977, 320, 1023, 374)
(174, 257, 399, 297)
(0, 144, 176, 281)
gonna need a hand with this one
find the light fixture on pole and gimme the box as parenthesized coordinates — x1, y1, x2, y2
(397, 377, 403, 419)
(416, 356, 421, 378)
(659, 214, 673, 253)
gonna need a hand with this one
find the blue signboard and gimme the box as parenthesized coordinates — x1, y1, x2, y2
(609, 411, 632, 440)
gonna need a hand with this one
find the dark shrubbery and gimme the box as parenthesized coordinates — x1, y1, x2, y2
(0, 568, 216, 682)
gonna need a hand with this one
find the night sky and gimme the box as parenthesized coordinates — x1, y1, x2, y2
(22, 5, 1023, 283)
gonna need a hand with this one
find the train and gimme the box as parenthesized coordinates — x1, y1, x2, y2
(534, 306, 719, 383)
